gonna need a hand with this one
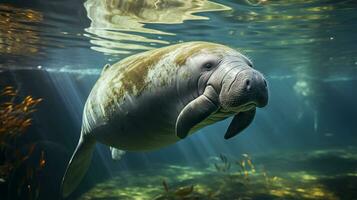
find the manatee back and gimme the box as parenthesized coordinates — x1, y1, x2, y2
(81, 42, 232, 136)
(81, 43, 181, 135)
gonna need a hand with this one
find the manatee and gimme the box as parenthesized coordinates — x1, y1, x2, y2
(61, 41, 268, 197)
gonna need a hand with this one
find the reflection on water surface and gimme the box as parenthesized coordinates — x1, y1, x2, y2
(84, 0, 231, 54)
(0, 4, 43, 56)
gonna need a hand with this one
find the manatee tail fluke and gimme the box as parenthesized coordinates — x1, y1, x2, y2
(61, 135, 96, 198)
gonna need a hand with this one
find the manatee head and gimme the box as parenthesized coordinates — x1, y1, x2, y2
(176, 42, 268, 139)
(208, 54, 268, 112)
(183, 43, 268, 112)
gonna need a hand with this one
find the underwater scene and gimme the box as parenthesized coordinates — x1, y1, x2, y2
(1, 0, 357, 199)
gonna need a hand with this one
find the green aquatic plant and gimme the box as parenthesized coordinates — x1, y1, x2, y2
(235, 153, 256, 181)
(213, 153, 257, 181)
(0, 86, 42, 140)
(214, 154, 231, 173)
(0, 86, 44, 200)
(152, 179, 196, 200)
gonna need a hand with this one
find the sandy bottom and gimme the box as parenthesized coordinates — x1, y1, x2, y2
(80, 146, 357, 200)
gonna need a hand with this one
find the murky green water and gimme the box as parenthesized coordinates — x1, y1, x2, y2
(0, 0, 356, 200)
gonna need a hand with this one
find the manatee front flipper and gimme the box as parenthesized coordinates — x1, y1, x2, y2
(61, 135, 96, 197)
(224, 108, 256, 139)
(176, 95, 219, 139)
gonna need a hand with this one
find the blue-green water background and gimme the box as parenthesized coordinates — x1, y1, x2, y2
(0, 0, 356, 199)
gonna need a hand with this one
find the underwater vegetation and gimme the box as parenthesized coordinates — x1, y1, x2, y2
(0, 86, 44, 200)
(214, 154, 231, 173)
(152, 180, 195, 200)
(214, 153, 256, 180)
(80, 147, 357, 200)
(0, 86, 42, 138)
(214, 153, 264, 182)
(151, 153, 265, 200)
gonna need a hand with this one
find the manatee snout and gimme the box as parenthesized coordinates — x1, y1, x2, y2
(220, 68, 268, 111)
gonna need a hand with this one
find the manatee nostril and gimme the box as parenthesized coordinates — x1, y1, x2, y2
(263, 79, 267, 87)
(245, 79, 251, 91)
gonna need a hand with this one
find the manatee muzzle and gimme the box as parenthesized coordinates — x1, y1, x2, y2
(220, 68, 268, 111)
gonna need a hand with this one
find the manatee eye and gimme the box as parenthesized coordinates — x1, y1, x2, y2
(203, 62, 214, 69)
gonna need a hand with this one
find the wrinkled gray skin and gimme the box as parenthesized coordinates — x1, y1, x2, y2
(61, 42, 268, 197)
(176, 54, 268, 140)
(92, 53, 268, 150)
